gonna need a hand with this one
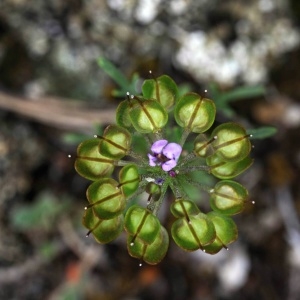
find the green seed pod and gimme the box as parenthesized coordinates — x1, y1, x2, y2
(211, 122, 251, 162)
(145, 182, 161, 201)
(210, 180, 248, 215)
(116, 100, 132, 128)
(124, 205, 161, 245)
(203, 212, 238, 254)
(174, 93, 216, 133)
(82, 208, 124, 244)
(127, 226, 169, 265)
(193, 134, 215, 157)
(86, 178, 125, 219)
(171, 213, 216, 251)
(142, 75, 178, 110)
(170, 199, 200, 218)
(207, 153, 253, 179)
(128, 97, 168, 133)
(98, 125, 132, 160)
(74, 139, 114, 181)
(118, 164, 140, 197)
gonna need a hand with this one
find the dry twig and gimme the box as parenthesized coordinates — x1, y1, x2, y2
(0, 92, 115, 132)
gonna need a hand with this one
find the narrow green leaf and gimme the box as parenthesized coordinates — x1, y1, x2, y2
(97, 57, 130, 89)
(218, 85, 266, 103)
(247, 126, 277, 139)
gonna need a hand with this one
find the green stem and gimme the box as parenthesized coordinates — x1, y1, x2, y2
(177, 152, 197, 167)
(179, 164, 211, 174)
(169, 179, 184, 199)
(127, 150, 148, 165)
(180, 128, 191, 146)
(115, 160, 135, 166)
(154, 130, 163, 141)
(182, 176, 213, 193)
(152, 179, 169, 216)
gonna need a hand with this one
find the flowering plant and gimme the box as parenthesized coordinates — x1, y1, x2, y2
(74, 74, 253, 265)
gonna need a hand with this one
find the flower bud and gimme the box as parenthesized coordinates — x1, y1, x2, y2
(127, 226, 169, 265)
(75, 139, 114, 181)
(174, 93, 216, 133)
(82, 208, 124, 244)
(124, 205, 161, 245)
(98, 125, 131, 159)
(86, 178, 125, 219)
(118, 164, 140, 197)
(142, 75, 178, 110)
(129, 97, 168, 133)
(203, 212, 238, 254)
(211, 122, 251, 162)
(171, 213, 216, 251)
(210, 180, 248, 215)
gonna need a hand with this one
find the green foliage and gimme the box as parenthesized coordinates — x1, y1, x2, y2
(210, 83, 266, 118)
(247, 126, 277, 139)
(97, 57, 139, 97)
(11, 191, 70, 232)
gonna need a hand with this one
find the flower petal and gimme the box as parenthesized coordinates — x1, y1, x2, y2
(148, 154, 158, 166)
(162, 143, 182, 161)
(162, 160, 177, 171)
(151, 139, 168, 154)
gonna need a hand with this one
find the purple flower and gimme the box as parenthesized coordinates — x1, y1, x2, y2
(148, 139, 182, 171)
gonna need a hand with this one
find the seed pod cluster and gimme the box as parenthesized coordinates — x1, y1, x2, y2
(74, 74, 253, 264)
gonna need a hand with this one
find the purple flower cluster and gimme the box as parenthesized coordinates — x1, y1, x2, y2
(148, 140, 182, 172)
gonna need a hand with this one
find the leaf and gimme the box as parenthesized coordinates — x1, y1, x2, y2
(247, 126, 277, 139)
(97, 57, 139, 96)
(217, 85, 266, 103)
(209, 83, 266, 117)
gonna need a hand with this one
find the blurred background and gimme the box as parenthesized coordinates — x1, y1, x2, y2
(1, 0, 300, 299)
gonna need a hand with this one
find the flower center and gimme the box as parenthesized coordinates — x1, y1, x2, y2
(148, 140, 182, 172)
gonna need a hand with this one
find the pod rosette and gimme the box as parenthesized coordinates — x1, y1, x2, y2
(73, 73, 253, 264)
